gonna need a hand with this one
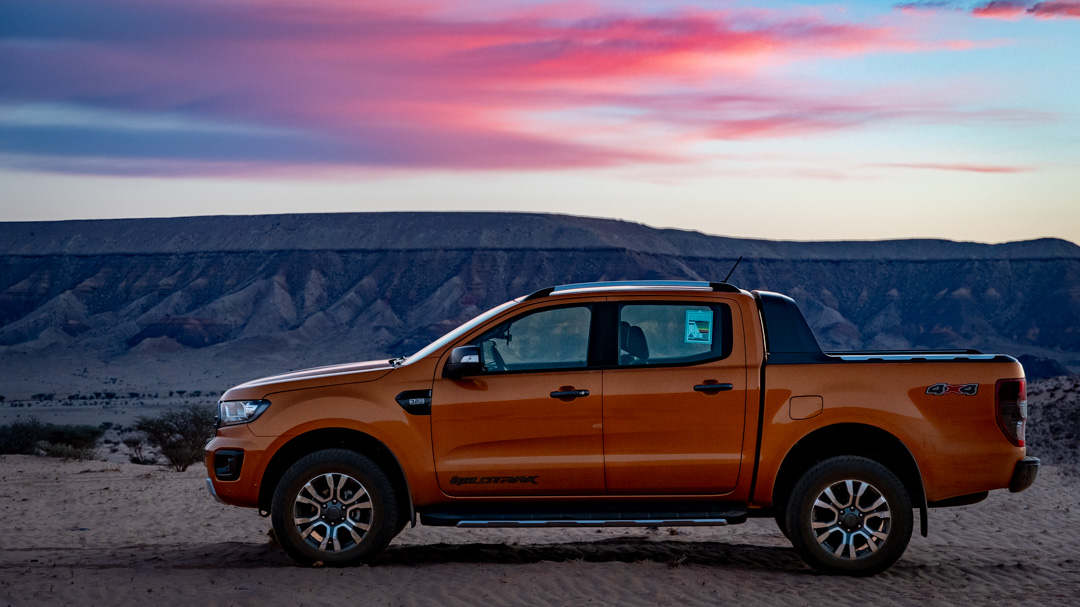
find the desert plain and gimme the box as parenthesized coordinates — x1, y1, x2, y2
(1, 376, 1078, 607)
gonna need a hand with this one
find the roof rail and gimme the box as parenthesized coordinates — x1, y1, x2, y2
(523, 280, 739, 300)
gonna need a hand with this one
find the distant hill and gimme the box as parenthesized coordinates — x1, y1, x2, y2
(1, 212, 1078, 399)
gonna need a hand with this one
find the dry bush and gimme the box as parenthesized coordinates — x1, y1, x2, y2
(134, 404, 216, 472)
(37, 441, 97, 461)
(0, 419, 103, 457)
(0, 418, 48, 454)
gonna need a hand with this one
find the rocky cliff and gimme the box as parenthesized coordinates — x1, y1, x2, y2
(1, 213, 1077, 398)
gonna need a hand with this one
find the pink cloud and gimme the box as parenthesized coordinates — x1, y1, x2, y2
(0, 1, 1026, 174)
(971, 1, 1030, 19)
(969, 1, 1080, 18)
(1028, 2, 1080, 17)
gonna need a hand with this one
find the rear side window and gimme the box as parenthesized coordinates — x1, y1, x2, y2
(472, 305, 593, 372)
(617, 303, 732, 366)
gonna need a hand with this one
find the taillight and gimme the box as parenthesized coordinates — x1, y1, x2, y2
(995, 378, 1027, 447)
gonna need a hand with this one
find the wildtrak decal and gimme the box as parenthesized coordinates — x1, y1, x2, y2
(449, 475, 539, 485)
(926, 383, 978, 396)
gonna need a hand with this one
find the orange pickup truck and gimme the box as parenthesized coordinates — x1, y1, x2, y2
(204, 280, 1038, 575)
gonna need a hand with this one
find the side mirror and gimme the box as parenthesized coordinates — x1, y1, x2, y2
(443, 345, 482, 378)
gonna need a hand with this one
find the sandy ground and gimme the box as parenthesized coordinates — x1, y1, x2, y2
(2, 376, 1077, 606)
(0, 454, 1077, 607)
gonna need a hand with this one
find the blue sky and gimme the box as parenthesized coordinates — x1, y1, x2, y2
(1, 0, 1077, 243)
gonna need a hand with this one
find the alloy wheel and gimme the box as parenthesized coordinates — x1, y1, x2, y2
(810, 478, 892, 560)
(292, 472, 374, 553)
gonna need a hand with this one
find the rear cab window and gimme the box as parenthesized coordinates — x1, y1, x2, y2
(617, 302, 733, 366)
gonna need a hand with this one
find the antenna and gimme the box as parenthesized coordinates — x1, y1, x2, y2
(723, 256, 743, 283)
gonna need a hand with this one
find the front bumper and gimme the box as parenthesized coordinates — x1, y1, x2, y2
(206, 478, 227, 504)
(1009, 456, 1040, 493)
(204, 427, 272, 508)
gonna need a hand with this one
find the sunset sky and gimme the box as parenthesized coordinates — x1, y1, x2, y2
(1, 0, 1078, 243)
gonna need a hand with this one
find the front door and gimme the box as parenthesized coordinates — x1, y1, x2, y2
(431, 302, 605, 496)
(603, 298, 747, 494)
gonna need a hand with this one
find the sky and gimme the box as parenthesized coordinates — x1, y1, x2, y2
(1, 0, 1078, 244)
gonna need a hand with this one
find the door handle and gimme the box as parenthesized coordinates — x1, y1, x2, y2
(694, 383, 733, 393)
(550, 389, 590, 399)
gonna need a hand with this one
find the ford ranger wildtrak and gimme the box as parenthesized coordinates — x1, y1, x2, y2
(205, 280, 1038, 575)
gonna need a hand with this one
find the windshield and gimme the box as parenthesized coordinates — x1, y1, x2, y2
(403, 298, 521, 365)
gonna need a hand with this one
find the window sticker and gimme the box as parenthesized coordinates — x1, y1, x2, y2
(685, 309, 714, 344)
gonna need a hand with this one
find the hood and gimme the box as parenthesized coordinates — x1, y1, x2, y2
(220, 359, 395, 401)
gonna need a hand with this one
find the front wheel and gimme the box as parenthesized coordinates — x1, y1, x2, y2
(271, 449, 398, 566)
(785, 456, 913, 576)
(773, 506, 790, 539)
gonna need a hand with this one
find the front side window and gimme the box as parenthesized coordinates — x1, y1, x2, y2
(618, 302, 732, 366)
(473, 305, 592, 372)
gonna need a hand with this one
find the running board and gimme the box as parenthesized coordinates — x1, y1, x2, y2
(419, 502, 747, 527)
(456, 518, 731, 528)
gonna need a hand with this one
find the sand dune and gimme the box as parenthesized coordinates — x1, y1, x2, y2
(1, 455, 1077, 607)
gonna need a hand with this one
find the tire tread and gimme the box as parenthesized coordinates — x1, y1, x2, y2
(270, 448, 399, 566)
(785, 455, 913, 576)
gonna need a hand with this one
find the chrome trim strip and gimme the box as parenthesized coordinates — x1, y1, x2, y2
(554, 280, 712, 291)
(837, 354, 996, 361)
(206, 478, 226, 505)
(455, 518, 729, 528)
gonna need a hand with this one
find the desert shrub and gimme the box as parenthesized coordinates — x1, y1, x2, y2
(0, 420, 103, 458)
(44, 424, 104, 450)
(37, 441, 97, 461)
(134, 404, 215, 471)
(122, 435, 155, 465)
(0, 418, 49, 454)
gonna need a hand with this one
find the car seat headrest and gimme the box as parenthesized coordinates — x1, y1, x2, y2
(626, 325, 649, 360)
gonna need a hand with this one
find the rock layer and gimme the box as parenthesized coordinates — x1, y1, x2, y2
(1, 212, 1078, 398)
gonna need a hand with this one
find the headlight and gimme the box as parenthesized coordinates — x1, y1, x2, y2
(218, 400, 271, 427)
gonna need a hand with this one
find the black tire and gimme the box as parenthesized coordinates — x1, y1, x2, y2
(785, 456, 913, 576)
(271, 449, 398, 566)
(773, 506, 790, 540)
(393, 514, 411, 538)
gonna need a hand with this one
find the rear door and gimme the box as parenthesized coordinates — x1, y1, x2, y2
(602, 296, 748, 494)
(431, 301, 605, 496)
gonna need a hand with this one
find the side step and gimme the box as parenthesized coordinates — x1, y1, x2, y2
(456, 518, 732, 528)
(419, 501, 747, 528)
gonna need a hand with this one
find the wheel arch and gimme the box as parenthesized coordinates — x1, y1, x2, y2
(258, 427, 414, 528)
(771, 423, 928, 537)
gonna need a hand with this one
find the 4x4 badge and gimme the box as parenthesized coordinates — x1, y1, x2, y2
(926, 383, 978, 396)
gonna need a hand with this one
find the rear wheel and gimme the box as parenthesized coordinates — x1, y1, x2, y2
(271, 449, 398, 566)
(785, 456, 912, 576)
